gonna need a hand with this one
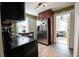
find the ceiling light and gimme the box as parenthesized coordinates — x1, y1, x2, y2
(43, 2, 47, 7)
(35, 2, 47, 9)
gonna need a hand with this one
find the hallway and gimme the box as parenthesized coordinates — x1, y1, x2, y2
(38, 43, 73, 57)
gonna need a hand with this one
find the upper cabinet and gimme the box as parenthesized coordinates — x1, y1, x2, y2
(38, 9, 54, 19)
(1, 2, 25, 21)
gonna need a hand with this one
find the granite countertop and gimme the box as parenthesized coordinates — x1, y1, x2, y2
(11, 36, 36, 49)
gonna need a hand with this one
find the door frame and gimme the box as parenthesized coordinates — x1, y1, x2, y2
(55, 13, 70, 45)
(54, 9, 74, 56)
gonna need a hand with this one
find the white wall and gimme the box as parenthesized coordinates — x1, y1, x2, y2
(0, 18, 4, 57)
(28, 18, 37, 39)
(69, 10, 74, 49)
(26, 14, 37, 40)
(73, 2, 79, 57)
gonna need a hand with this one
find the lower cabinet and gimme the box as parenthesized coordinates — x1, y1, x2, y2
(8, 40, 38, 57)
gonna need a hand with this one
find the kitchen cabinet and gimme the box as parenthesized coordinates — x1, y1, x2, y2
(38, 9, 55, 45)
(1, 2, 24, 21)
(10, 39, 38, 57)
(2, 35, 38, 57)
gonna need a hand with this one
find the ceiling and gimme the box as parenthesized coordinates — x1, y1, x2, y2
(25, 2, 74, 16)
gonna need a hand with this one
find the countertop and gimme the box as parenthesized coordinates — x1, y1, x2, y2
(11, 36, 36, 49)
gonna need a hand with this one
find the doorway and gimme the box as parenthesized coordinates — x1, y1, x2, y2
(56, 13, 70, 45)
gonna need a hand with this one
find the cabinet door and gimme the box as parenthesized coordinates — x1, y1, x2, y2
(23, 40, 38, 57)
(1, 2, 24, 20)
(9, 40, 38, 57)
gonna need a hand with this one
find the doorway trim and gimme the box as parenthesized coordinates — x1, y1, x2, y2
(54, 9, 74, 56)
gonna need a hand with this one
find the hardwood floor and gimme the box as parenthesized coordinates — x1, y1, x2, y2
(56, 37, 68, 45)
(38, 43, 73, 57)
(38, 38, 48, 45)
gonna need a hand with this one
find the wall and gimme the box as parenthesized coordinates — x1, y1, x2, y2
(0, 4, 4, 56)
(77, 33, 79, 57)
(77, 3, 79, 57)
(55, 5, 74, 14)
(68, 10, 74, 49)
(11, 21, 17, 35)
(25, 14, 37, 39)
(0, 18, 4, 57)
(73, 2, 79, 57)
(78, 33, 79, 56)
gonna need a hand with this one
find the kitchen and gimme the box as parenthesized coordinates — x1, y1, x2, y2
(1, 2, 38, 57)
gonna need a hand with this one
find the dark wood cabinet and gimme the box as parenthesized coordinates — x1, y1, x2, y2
(5, 40, 38, 57)
(38, 9, 53, 19)
(38, 9, 55, 45)
(1, 2, 25, 21)
(10, 40, 38, 57)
